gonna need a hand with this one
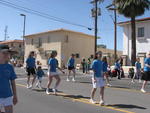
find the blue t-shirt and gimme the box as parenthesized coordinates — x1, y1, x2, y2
(102, 61, 108, 72)
(48, 58, 58, 72)
(144, 58, 150, 72)
(0, 64, 17, 98)
(135, 62, 141, 70)
(26, 57, 36, 68)
(37, 70, 44, 77)
(114, 62, 120, 70)
(67, 58, 75, 67)
(91, 59, 103, 78)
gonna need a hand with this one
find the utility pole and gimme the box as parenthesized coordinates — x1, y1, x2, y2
(114, 4, 117, 61)
(94, 0, 98, 54)
(91, 0, 102, 54)
(106, 1, 117, 61)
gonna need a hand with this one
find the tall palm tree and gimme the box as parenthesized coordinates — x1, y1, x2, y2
(114, 0, 150, 66)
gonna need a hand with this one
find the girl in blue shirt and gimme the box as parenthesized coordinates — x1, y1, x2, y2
(26, 51, 36, 89)
(114, 59, 121, 79)
(0, 44, 18, 113)
(67, 54, 76, 82)
(141, 52, 150, 93)
(46, 51, 65, 95)
(90, 51, 106, 106)
(35, 66, 45, 89)
(102, 56, 111, 87)
(131, 58, 142, 83)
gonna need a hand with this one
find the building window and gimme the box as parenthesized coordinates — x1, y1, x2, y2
(65, 35, 69, 43)
(19, 44, 22, 48)
(11, 43, 14, 47)
(31, 39, 34, 45)
(76, 53, 80, 58)
(138, 27, 144, 37)
(39, 38, 42, 47)
(48, 36, 51, 43)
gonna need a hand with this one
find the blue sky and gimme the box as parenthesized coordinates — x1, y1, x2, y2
(0, 0, 150, 50)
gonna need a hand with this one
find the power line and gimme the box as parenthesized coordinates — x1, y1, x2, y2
(12, 0, 53, 11)
(0, 0, 93, 29)
(7, 0, 69, 22)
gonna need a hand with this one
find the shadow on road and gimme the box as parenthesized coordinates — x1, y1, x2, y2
(63, 95, 90, 99)
(32, 88, 63, 93)
(78, 81, 91, 84)
(108, 104, 147, 109)
(32, 87, 90, 100)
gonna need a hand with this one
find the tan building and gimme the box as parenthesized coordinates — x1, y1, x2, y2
(0, 40, 24, 66)
(25, 29, 95, 68)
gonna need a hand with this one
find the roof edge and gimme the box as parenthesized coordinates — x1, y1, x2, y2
(25, 28, 95, 38)
(118, 17, 150, 26)
(0, 40, 23, 44)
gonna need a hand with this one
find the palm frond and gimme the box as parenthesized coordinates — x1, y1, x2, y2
(114, 0, 150, 17)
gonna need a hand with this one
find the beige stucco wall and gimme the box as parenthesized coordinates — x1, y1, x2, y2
(61, 31, 95, 67)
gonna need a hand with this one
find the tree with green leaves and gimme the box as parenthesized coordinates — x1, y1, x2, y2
(114, 0, 150, 66)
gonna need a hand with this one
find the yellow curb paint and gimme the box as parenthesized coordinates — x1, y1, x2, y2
(16, 83, 26, 87)
(16, 83, 135, 113)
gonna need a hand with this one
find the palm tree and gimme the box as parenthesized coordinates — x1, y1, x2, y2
(114, 0, 150, 66)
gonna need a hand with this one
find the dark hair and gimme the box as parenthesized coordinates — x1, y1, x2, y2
(94, 51, 102, 59)
(50, 54, 55, 58)
(38, 66, 42, 70)
(71, 54, 75, 57)
(28, 51, 35, 58)
(94, 54, 98, 59)
(50, 51, 57, 58)
(136, 57, 140, 61)
(82, 58, 85, 61)
(116, 59, 119, 62)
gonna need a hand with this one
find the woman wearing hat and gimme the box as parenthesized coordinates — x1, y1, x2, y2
(0, 44, 18, 113)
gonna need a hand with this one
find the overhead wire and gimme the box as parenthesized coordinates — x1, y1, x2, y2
(0, 0, 93, 30)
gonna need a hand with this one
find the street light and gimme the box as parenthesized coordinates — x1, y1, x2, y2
(20, 14, 26, 46)
(20, 13, 26, 61)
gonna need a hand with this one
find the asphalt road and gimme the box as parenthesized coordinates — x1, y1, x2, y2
(13, 68, 150, 113)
